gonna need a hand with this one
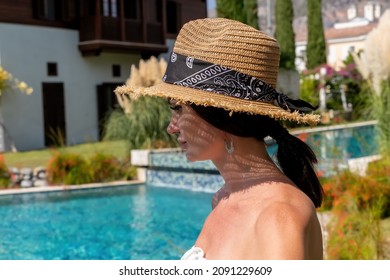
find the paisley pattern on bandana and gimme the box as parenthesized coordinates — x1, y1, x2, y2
(163, 52, 317, 113)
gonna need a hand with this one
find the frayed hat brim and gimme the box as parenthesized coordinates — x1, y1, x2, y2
(115, 83, 321, 126)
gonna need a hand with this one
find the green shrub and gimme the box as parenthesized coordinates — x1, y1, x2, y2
(299, 75, 319, 106)
(90, 152, 124, 182)
(46, 151, 93, 185)
(326, 205, 385, 259)
(320, 167, 389, 218)
(0, 154, 11, 188)
(46, 151, 137, 185)
(321, 158, 390, 259)
(366, 157, 390, 217)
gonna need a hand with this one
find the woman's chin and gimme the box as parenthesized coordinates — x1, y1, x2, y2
(184, 151, 198, 162)
(185, 153, 196, 162)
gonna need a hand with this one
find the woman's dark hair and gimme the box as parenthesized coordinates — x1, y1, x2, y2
(190, 104, 323, 208)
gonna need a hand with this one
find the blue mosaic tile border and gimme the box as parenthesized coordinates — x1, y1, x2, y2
(146, 149, 224, 191)
(147, 169, 224, 193)
(149, 149, 217, 170)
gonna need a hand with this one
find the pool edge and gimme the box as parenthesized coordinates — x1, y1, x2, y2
(0, 180, 144, 196)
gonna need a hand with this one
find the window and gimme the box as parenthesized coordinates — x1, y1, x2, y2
(47, 62, 58, 76)
(148, 0, 162, 23)
(166, 1, 180, 34)
(88, 0, 96, 16)
(102, 0, 118, 17)
(124, 0, 140, 19)
(112, 65, 121, 77)
(33, 0, 61, 21)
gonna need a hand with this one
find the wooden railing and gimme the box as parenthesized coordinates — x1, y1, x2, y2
(79, 16, 164, 45)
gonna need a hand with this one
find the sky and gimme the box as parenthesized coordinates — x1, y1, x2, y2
(207, 0, 216, 10)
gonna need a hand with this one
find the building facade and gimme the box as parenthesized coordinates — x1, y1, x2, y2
(0, 0, 207, 152)
(295, 2, 387, 71)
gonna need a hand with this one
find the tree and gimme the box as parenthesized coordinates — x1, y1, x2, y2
(216, 0, 258, 29)
(274, 0, 296, 70)
(243, 0, 259, 29)
(306, 0, 327, 69)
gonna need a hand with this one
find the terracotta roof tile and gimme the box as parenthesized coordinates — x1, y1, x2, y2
(295, 21, 378, 42)
(325, 22, 378, 40)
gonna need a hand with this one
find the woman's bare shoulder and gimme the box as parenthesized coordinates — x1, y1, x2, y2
(251, 183, 319, 259)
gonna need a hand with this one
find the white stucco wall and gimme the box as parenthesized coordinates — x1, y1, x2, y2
(295, 42, 307, 72)
(0, 23, 139, 151)
(327, 38, 366, 69)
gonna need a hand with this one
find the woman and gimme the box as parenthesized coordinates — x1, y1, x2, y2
(116, 18, 324, 260)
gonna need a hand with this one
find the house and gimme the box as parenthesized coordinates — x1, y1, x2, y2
(295, 2, 386, 71)
(0, 0, 207, 152)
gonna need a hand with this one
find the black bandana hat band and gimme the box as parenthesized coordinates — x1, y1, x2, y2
(162, 52, 318, 113)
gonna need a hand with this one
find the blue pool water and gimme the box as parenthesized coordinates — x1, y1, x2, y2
(301, 124, 377, 160)
(266, 123, 378, 176)
(0, 185, 212, 260)
(268, 123, 377, 159)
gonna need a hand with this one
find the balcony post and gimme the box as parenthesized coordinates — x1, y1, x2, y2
(119, 0, 125, 41)
(95, 0, 101, 39)
(141, 0, 147, 42)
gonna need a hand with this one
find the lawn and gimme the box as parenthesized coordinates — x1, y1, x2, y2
(2, 140, 130, 168)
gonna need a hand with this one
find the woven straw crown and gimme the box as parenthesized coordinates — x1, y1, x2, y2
(174, 17, 280, 88)
(115, 18, 320, 125)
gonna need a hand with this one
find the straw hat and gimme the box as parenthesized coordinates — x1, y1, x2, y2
(115, 18, 320, 125)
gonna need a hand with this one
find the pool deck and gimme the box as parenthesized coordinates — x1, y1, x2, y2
(0, 180, 144, 196)
(290, 119, 377, 135)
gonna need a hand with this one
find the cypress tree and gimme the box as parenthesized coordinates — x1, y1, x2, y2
(274, 0, 296, 70)
(216, 0, 258, 29)
(306, 0, 327, 69)
(216, 0, 245, 24)
(243, 0, 259, 29)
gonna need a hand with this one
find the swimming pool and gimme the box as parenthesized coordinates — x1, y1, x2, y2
(136, 121, 378, 190)
(0, 122, 378, 259)
(0, 184, 212, 260)
(297, 122, 377, 160)
(266, 121, 378, 176)
(266, 121, 377, 159)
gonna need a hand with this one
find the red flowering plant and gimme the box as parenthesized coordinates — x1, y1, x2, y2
(89, 152, 128, 182)
(46, 151, 93, 185)
(322, 165, 390, 259)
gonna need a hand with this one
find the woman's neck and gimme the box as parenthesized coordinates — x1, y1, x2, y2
(212, 137, 287, 198)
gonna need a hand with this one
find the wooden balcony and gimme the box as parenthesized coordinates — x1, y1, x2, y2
(78, 16, 167, 56)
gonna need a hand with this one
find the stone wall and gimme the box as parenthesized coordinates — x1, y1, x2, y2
(8, 167, 48, 188)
